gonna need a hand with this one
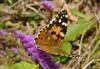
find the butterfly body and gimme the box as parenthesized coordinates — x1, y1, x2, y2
(35, 10, 69, 56)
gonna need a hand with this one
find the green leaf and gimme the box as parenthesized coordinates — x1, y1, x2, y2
(61, 42, 72, 54)
(22, 12, 40, 22)
(54, 56, 70, 63)
(22, 12, 39, 18)
(71, 8, 92, 20)
(0, 62, 39, 69)
(64, 18, 95, 41)
(0, 23, 5, 28)
(31, 12, 40, 18)
(0, 65, 9, 69)
(71, 9, 86, 18)
(9, 61, 39, 69)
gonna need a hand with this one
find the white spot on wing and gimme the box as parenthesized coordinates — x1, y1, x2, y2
(46, 25, 49, 27)
(61, 16, 62, 19)
(50, 18, 56, 24)
(58, 19, 61, 23)
(62, 22, 68, 26)
(65, 15, 68, 18)
(63, 15, 65, 17)
(50, 21, 52, 24)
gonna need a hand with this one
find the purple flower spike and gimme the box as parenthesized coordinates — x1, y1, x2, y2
(36, 49, 59, 69)
(13, 29, 25, 39)
(0, 29, 6, 36)
(21, 35, 35, 43)
(11, 47, 18, 54)
(13, 30, 59, 69)
(41, 0, 55, 10)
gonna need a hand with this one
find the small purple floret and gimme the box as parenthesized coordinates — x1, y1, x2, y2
(11, 47, 18, 54)
(0, 29, 6, 36)
(41, 0, 55, 10)
(0, 50, 6, 57)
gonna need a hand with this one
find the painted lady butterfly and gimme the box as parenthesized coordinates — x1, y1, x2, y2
(35, 10, 69, 56)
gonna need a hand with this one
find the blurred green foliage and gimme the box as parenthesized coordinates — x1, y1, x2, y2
(0, 23, 5, 28)
(55, 56, 70, 63)
(61, 9, 96, 59)
(61, 42, 72, 55)
(0, 62, 39, 69)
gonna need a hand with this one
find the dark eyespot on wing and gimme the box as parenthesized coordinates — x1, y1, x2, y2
(61, 37, 64, 39)
(57, 34, 62, 38)
(61, 26, 67, 34)
(51, 31, 56, 35)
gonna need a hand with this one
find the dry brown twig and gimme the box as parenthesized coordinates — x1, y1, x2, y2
(9, 0, 22, 8)
(25, 4, 45, 18)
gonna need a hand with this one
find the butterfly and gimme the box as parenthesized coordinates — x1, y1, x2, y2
(35, 10, 69, 56)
